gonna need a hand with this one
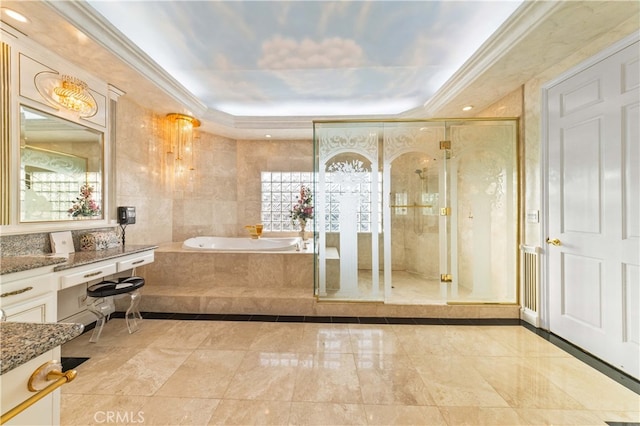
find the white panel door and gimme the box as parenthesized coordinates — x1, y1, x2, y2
(547, 40, 639, 379)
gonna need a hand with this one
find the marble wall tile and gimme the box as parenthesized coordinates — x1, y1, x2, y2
(115, 99, 173, 245)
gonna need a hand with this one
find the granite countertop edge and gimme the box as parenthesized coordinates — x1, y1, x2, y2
(0, 322, 85, 375)
(1, 245, 158, 276)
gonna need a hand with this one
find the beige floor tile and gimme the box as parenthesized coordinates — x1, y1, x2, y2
(364, 405, 446, 425)
(393, 325, 459, 357)
(348, 324, 406, 354)
(471, 356, 584, 409)
(59, 319, 638, 426)
(223, 351, 299, 401)
(443, 325, 521, 357)
(60, 393, 147, 425)
(61, 346, 146, 395)
(357, 367, 435, 405)
(293, 353, 362, 403)
(207, 399, 292, 425)
(249, 322, 306, 352)
(198, 321, 263, 350)
(479, 326, 572, 358)
(414, 356, 510, 407)
(147, 320, 211, 348)
(155, 350, 246, 398)
(514, 408, 608, 425)
(353, 351, 415, 370)
(288, 402, 367, 425)
(438, 406, 527, 425)
(87, 318, 176, 348)
(525, 356, 640, 411)
(297, 323, 353, 353)
(73, 347, 192, 396)
(135, 396, 220, 425)
(594, 410, 640, 423)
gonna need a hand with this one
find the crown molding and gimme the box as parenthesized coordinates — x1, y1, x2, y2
(43, 0, 207, 118)
(418, 0, 564, 117)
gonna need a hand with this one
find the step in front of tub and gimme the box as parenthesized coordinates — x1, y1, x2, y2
(136, 286, 316, 316)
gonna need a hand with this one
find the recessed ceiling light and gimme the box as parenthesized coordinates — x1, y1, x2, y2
(462, 105, 474, 111)
(1, 8, 29, 23)
(265, 134, 272, 138)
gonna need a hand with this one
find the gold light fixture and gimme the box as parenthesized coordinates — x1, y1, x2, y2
(53, 75, 96, 115)
(35, 72, 97, 117)
(166, 113, 200, 175)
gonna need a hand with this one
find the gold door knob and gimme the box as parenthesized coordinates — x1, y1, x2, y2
(546, 238, 561, 246)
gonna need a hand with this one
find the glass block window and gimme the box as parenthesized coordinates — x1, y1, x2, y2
(21, 171, 101, 221)
(261, 172, 314, 232)
(261, 172, 382, 232)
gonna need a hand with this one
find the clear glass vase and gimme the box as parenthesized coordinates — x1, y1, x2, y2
(298, 220, 306, 241)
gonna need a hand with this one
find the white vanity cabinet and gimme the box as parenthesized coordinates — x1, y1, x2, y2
(1, 351, 60, 425)
(0, 268, 60, 425)
(56, 249, 155, 324)
(0, 267, 56, 323)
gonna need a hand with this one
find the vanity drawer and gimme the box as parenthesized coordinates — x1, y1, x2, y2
(117, 252, 154, 272)
(0, 273, 54, 306)
(59, 263, 117, 290)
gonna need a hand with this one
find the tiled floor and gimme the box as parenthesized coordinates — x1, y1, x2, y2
(61, 318, 639, 425)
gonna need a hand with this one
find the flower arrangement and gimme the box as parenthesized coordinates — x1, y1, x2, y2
(290, 185, 314, 226)
(68, 184, 101, 217)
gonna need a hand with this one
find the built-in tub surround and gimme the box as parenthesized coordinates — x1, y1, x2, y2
(137, 242, 315, 315)
(183, 236, 299, 251)
(137, 242, 520, 319)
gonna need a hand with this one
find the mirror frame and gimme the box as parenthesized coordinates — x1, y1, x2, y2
(0, 30, 121, 235)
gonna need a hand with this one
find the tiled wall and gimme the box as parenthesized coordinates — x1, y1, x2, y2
(114, 99, 173, 246)
(115, 98, 313, 245)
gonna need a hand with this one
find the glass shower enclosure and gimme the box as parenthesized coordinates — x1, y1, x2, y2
(313, 119, 519, 304)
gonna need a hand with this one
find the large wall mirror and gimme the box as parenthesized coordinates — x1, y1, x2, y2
(20, 105, 103, 222)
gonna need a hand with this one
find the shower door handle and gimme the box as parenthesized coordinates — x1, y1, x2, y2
(546, 238, 561, 246)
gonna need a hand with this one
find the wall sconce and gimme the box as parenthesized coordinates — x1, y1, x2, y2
(166, 113, 200, 176)
(36, 73, 97, 117)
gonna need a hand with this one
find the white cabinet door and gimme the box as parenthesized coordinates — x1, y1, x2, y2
(0, 351, 58, 426)
(2, 292, 55, 323)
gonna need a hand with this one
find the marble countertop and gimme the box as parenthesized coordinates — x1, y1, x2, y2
(1, 245, 157, 276)
(0, 322, 85, 375)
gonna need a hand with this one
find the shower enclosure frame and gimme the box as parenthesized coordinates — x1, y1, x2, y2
(312, 118, 521, 305)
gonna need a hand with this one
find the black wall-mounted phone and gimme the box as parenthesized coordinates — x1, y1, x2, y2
(117, 206, 136, 225)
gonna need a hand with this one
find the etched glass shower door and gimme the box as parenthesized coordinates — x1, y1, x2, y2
(315, 123, 383, 301)
(383, 122, 446, 303)
(313, 119, 518, 305)
(443, 120, 518, 303)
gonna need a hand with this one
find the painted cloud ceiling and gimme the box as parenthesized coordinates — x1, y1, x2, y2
(87, 1, 523, 117)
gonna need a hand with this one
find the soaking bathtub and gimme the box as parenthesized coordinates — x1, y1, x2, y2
(182, 236, 299, 252)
